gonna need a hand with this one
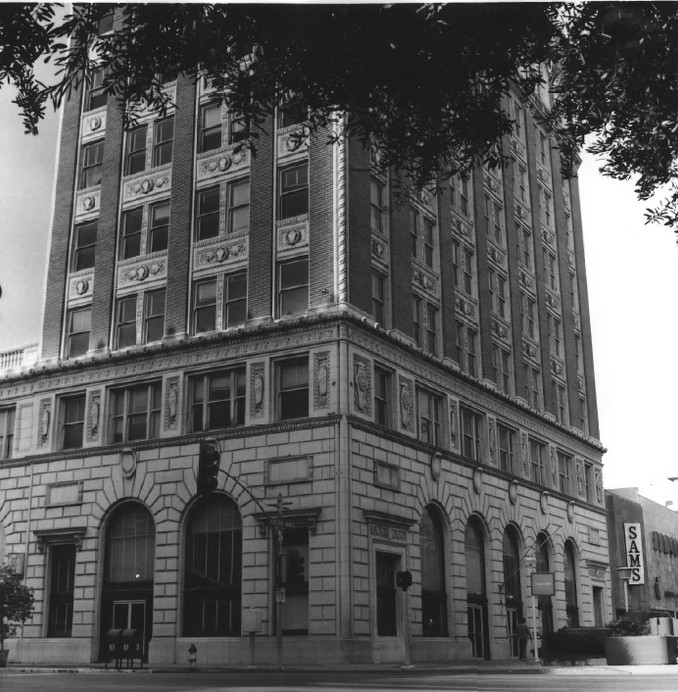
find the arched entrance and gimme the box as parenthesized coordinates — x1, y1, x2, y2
(564, 540, 579, 627)
(465, 515, 489, 659)
(420, 505, 448, 636)
(502, 526, 522, 657)
(99, 502, 155, 662)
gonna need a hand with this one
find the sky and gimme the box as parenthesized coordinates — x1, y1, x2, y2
(0, 44, 677, 507)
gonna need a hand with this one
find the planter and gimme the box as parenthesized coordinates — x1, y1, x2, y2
(605, 636, 677, 665)
(0, 650, 8, 668)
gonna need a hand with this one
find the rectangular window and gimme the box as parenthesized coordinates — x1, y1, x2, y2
(557, 451, 572, 494)
(224, 271, 247, 327)
(80, 140, 104, 189)
(110, 381, 162, 443)
(143, 288, 165, 343)
(410, 208, 419, 259)
(374, 365, 392, 427)
(462, 247, 474, 295)
(412, 296, 422, 347)
(524, 363, 542, 410)
(370, 178, 386, 234)
(65, 307, 91, 359)
(279, 163, 309, 219)
(584, 462, 594, 502)
(228, 110, 250, 144)
(548, 314, 562, 357)
(418, 388, 443, 447)
(71, 220, 97, 272)
(372, 271, 386, 324)
(538, 129, 549, 167)
(460, 406, 482, 461)
(153, 116, 174, 167)
(0, 407, 16, 460)
(492, 344, 512, 394)
(552, 380, 568, 425)
(278, 100, 307, 128)
(227, 178, 249, 233)
(97, 9, 114, 35)
(493, 201, 504, 244)
(423, 216, 435, 267)
(497, 423, 515, 473)
(86, 66, 109, 111)
(190, 367, 246, 432)
(277, 357, 309, 420)
(512, 98, 524, 140)
(196, 186, 220, 240)
(47, 544, 76, 637)
(193, 278, 217, 333)
(121, 207, 143, 259)
(514, 162, 527, 203)
(451, 240, 460, 288)
(451, 174, 470, 217)
(198, 101, 222, 153)
(278, 257, 309, 316)
(125, 124, 147, 176)
(579, 396, 589, 435)
(521, 293, 536, 338)
(466, 328, 478, 377)
(375, 460, 400, 490)
(488, 269, 507, 319)
(149, 201, 170, 253)
(521, 229, 533, 270)
(115, 295, 137, 349)
(529, 438, 546, 485)
(575, 335, 584, 372)
(61, 394, 86, 450)
(425, 302, 438, 357)
(544, 250, 558, 291)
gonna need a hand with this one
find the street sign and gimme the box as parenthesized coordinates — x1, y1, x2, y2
(531, 571, 555, 596)
(275, 588, 286, 603)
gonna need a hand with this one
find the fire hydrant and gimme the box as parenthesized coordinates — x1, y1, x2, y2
(188, 643, 198, 671)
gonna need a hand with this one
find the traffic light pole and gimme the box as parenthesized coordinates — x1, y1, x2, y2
(274, 494, 285, 669)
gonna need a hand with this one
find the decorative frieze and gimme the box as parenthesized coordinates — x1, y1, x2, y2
(117, 254, 167, 292)
(74, 189, 100, 220)
(491, 318, 509, 340)
(545, 291, 560, 309)
(122, 168, 172, 205)
(448, 396, 459, 453)
(164, 375, 180, 431)
(450, 213, 473, 240)
(518, 269, 534, 289)
(193, 236, 248, 274)
(37, 398, 51, 448)
(68, 272, 94, 304)
(510, 137, 526, 161)
(455, 297, 476, 319)
(550, 357, 564, 377)
(487, 244, 506, 267)
(276, 216, 309, 254)
(413, 268, 438, 298)
(520, 431, 530, 478)
(276, 124, 309, 160)
(488, 416, 497, 467)
(371, 235, 389, 268)
(81, 108, 106, 143)
(522, 338, 539, 360)
(196, 146, 250, 183)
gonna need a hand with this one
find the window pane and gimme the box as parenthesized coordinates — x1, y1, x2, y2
(122, 208, 143, 259)
(125, 125, 147, 176)
(194, 280, 217, 333)
(199, 103, 222, 153)
(197, 187, 220, 240)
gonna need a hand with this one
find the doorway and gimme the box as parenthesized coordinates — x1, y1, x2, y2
(376, 551, 398, 636)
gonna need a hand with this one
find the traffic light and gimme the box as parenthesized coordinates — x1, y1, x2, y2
(197, 440, 220, 493)
(294, 555, 306, 582)
(396, 570, 412, 591)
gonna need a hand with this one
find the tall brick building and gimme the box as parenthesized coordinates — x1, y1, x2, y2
(0, 18, 609, 665)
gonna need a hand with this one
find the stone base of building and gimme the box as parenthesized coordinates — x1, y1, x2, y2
(10, 638, 94, 665)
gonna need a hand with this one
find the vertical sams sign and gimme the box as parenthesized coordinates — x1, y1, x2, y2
(624, 523, 645, 584)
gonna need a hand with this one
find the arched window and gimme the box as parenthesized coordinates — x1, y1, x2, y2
(106, 502, 155, 583)
(564, 541, 579, 627)
(420, 505, 448, 636)
(184, 494, 242, 636)
(465, 516, 489, 659)
(503, 526, 522, 657)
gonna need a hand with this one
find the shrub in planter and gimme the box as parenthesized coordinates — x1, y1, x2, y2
(605, 614, 676, 665)
(0, 565, 35, 666)
(543, 627, 612, 664)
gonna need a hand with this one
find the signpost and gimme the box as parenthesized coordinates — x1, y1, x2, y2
(530, 572, 555, 664)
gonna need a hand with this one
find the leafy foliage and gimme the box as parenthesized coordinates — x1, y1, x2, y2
(608, 615, 651, 637)
(0, 565, 35, 649)
(1, 3, 678, 229)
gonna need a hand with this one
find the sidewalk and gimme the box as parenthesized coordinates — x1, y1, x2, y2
(3, 659, 678, 676)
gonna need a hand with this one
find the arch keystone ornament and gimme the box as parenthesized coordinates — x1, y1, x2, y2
(473, 467, 483, 494)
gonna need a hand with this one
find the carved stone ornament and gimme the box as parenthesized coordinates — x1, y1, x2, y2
(430, 452, 442, 481)
(488, 417, 497, 467)
(473, 467, 483, 494)
(449, 398, 459, 450)
(352, 354, 370, 414)
(250, 362, 265, 418)
(38, 399, 51, 447)
(88, 394, 100, 440)
(575, 459, 585, 498)
(550, 446, 558, 487)
(521, 432, 529, 477)
(120, 448, 137, 479)
(75, 278, 89, 295)
(286, 227, 302, 246)
(398, 377, 414, 432)
(567, 500, 575, 523)
(83, 195, 96, 211)
(314, 352, 330, 410)
(509, 480, 518, 505)
(89, 116, 102, 132)
(372, 238, 386, 260)
(166, 377, 180, 429)
(540, 491, 549, 514)
(594, 468, 603, 504)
